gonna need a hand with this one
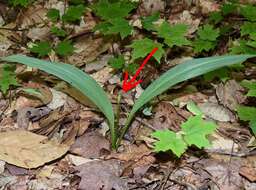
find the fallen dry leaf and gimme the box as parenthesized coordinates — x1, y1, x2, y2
(216, 80, 246, 111)
(150, 102, 191, 131)
(239, 166, 256, 182)
(0, 130, 69, 168)
(68, 37, 111, 67)
(198, 102, 235, 122)
(106, 144, 152, 162)
(70, 131, 110, 158)
(75, 160, 127, 190)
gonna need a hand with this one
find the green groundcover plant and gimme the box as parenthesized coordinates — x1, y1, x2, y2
(1, 54, 254, 153)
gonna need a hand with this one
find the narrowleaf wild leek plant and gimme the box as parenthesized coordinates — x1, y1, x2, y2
(1, 54, 255, 149)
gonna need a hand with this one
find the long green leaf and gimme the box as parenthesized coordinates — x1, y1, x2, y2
(1, 54, 116, 148)
(118, 54, 255, 144)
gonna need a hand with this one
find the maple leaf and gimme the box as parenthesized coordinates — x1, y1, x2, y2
(197, 24, 220, 41)
(240, 22, 256, 36)
(50, 26, 67, 37)
(209, 11, 223, 24)
(128, 38, 164, 62)
(157, 21, 190, 48)
(193, 39, 216, 53)
(9, 0, 30, 7)
(221, 3, 237, 15)
(62, 5, 86, 23)
(237, 106, 256, 135)
(92, 0, 136, 21)
(29, 41, 52, 57)
(152, 130, 187, 157)
(240, 5, 256, 22)
(47, 9, 60, 22)
(241, 80, 256, 97)
(141, 12, 160, 31)
(0, 64, 19, 94)
(230, 40, 256, 54)
(106, 18, 132, 39)
(181, 116, 216, 148)
(55, 41, 75, 56)
(108, 55, 125, 70)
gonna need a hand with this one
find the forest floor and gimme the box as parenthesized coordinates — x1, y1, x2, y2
(0, 0, 256, 189)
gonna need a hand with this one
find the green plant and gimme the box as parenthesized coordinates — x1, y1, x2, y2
(9, 0, 31, 7)
(29, 41, 52, 57)
(152, 115, 216, 157)
(0, 64, 19, 95)
(237, 106, 256, 135)
(1, 54, 254, 149)
(193, 24, 220, 53)
(92, 0, 136, 39)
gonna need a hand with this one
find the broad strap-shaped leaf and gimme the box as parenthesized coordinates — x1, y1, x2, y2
(121, 55, 255, 137)
(1, 55, 116, 145)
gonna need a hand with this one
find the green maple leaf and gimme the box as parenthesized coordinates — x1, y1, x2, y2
(197, 24, 220, 41)
(47, 9, 60, 22)
(55, 41, 75, 56)
(152, 130, 187, 157)
(241, 5, 256, 22)
(29, 41, 52, 57)
(221, 3, 237, 15)
(241, 80, 256, 97)
(92, 0, 136, 21)
(209, 11, 223, 24)
(106, 18, 132, 39)
(108, 55, 125, 70)
(181, 115, 216, 148)
(0, 64, 19, 94)
(240, 22, 256, 36)
(9, 0, 30, 7)
(141, 12, 160, 31)
(237, 106, 256, 135)
(230, 40, 256, 54)
(128, 38, 164, 62)
(157, 21, 190, 48)
(125, 63, 139, 74)
(193, 39, 216, 53)
(62, 5, 86, 23)
(50, 26, 67, 37)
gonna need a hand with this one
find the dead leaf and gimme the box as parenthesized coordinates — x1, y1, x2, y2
(17, 4, 47, 28)
(17, 83, 53, 109)
(17, 107, 51, 129)
(66, 154, 94, 166)
(216, 80, 246, 111)
(27, 26, 50, 41)
(70, 131, 110, 158)
(150, 102, 191, 131)
(201, 159, 244, 190)
(139, 0, 164, 16)
(68, 37, 111, 67)
(0, 160, 5, 174)
(198, 102, 236, 122)
(47, 88, 67, 110)
(0, 130, 69, 168)
(239, 166, 256, 182)
(106, 144, 152, 162)
(37, 165, 55, 178)
(75, 160, 127, 190)
(90, 67, 113, 85)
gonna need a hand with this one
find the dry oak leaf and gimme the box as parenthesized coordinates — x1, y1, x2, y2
(0, 130, 69, 168)
(75, 160, 127, 190)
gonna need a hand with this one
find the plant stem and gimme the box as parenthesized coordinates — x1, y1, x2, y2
(116, 111, 135, 147)
(111, 92, 122, 150)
